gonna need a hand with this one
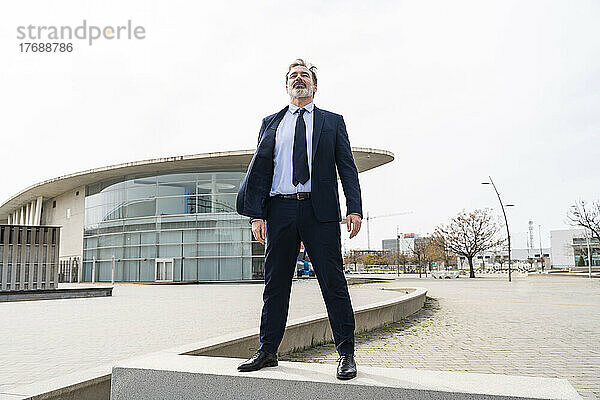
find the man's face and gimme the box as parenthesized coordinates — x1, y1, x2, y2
(286, 66, 316, 99)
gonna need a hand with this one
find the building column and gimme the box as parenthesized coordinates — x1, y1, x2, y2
(25, 203, 31, 225)
(34, 196, 43, 225)
(19, 207, 25, 225)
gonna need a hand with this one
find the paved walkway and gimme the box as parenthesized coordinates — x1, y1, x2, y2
(281, 274, 600, 399)
(0, 279, 401, 392)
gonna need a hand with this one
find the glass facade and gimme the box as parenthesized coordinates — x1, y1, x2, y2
(82, 170, 265, 282)
(572, 237, 600, 267)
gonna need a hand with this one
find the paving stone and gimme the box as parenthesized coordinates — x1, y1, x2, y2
(281, 275, 600, 400)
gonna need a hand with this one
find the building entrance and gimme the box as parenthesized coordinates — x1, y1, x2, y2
(155, 258, 174, 282)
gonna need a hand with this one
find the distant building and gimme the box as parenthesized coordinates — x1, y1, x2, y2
(381, 233, 417, 254)
(551, 228, 600, 269)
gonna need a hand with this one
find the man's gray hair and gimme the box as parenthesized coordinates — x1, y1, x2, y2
(285, 58, 317, 85)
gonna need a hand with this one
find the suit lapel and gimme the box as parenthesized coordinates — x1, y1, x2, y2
(256, 106, 288, 157)
(265, 106, 288, 135)
(312, 106, 324, 159)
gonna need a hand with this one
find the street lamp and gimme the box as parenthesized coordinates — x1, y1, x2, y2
(482, 176, 515, 282)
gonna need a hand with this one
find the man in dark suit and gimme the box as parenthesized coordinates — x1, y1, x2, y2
(236, 59, 362, 380)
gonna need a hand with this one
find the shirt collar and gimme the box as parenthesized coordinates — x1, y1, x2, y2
(289, 102, 314, 114)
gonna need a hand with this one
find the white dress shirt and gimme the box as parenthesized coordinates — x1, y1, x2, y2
(269, 102, 314, 196)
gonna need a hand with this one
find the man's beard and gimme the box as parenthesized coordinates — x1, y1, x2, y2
(288, 85, 314, 98)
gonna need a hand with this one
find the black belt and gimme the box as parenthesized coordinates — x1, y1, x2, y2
(273, 192, 311, 200)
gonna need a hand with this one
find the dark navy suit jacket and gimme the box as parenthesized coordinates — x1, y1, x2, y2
(236, 106, 362, 223)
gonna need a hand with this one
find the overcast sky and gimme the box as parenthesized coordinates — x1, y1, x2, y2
(1, 0, 599, 251)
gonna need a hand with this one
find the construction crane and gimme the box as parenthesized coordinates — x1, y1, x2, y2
(344, 211, 413, 249)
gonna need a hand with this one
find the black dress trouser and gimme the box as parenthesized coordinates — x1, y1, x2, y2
(258, 197, 355, 355)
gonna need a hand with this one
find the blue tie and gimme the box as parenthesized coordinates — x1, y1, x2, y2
(293, 108, 309, 186)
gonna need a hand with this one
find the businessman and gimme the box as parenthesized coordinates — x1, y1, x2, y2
(236, 59, 362, 380)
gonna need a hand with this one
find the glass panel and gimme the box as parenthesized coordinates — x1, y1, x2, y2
(103, 204, 125, 221)
(140, 259, 154, 281)
(98, 234, 123, 248)
(183, 244, 197, 257)
(157, 196, 194, 215)
(123, 218, 155, 232)
(86, 179, 126, 196)
(166, 261, 174, 280)
(127, 184, 156, 200)
(195, 195, 213, 213)
(159, 245, 181, 258)
(183, 230, 197, 242)
(141, 232, 157, 244)
(84, 237, 98, 249)
(96, 261, 112, 281)
(219, 228, 242, 242)
(85, 194, 104, 209)
(198, 229, 218, 243)
(98, 220, 124, 234)
(159, 230, 182, 244)
(252, 257, 265, 279)
(212, 194, 237, 213)
(212, 180, 240, 193)
(124, 246, 140, 259)
(198, 243, 219, 256)
(159, 215, 195, 227)
(83, 249, 97, 262)
(183, 258, 198, 280)
(104, 190, 127, 205)
(219, 258, 242, 280)
(196, 184, 212, 195)
(98, 247, 122, 260)
(173, 258, 181, 281)
(140, 245, 157, 258)
(197, 218, 218, 228)
(198, 258, 218, 280)
(123, 260, 140, 281)
(124, 232, 141, 245)
(125, 199, 156, 218)
(252, 241, 265, 256)
(158, 181, 196, 197)
(242, 257, 253, 280)
(220, 242, 242, 257)
(85, 206, 102, 226)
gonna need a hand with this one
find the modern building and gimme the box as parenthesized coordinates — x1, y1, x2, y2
(381, 233, 417, 254)
(551, 228, 600, 269)
(0, 148, 393, 283)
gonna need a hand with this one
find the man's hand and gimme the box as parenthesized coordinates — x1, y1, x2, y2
(346, 214, 362, 239)
(252, 220, 266, 245)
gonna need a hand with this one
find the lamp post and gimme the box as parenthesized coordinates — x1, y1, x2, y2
(482, 176, 515, 282)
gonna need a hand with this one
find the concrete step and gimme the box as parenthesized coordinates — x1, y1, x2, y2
(110, 353, 582, 400)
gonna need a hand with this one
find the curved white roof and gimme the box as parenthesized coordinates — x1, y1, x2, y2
(0, 147, 394, 220)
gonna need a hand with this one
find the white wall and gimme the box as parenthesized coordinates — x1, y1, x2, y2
(550, 228, 585, 268)
(41, 186, 85, 259)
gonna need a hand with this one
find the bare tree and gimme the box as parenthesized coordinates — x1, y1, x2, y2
(432, 209, 506, 278)
(567, 200, 600, 242)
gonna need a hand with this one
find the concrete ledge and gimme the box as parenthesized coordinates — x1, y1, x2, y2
(182, 287, 426, 359)
(346, 277, 396, 285)
(110, 354, 582, 400)
(0, 287, 113, 302)
(3, 287, 426, 399)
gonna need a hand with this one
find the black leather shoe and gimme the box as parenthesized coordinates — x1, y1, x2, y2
(336, 354, 357, 380)
(237, 350, 278, 372)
